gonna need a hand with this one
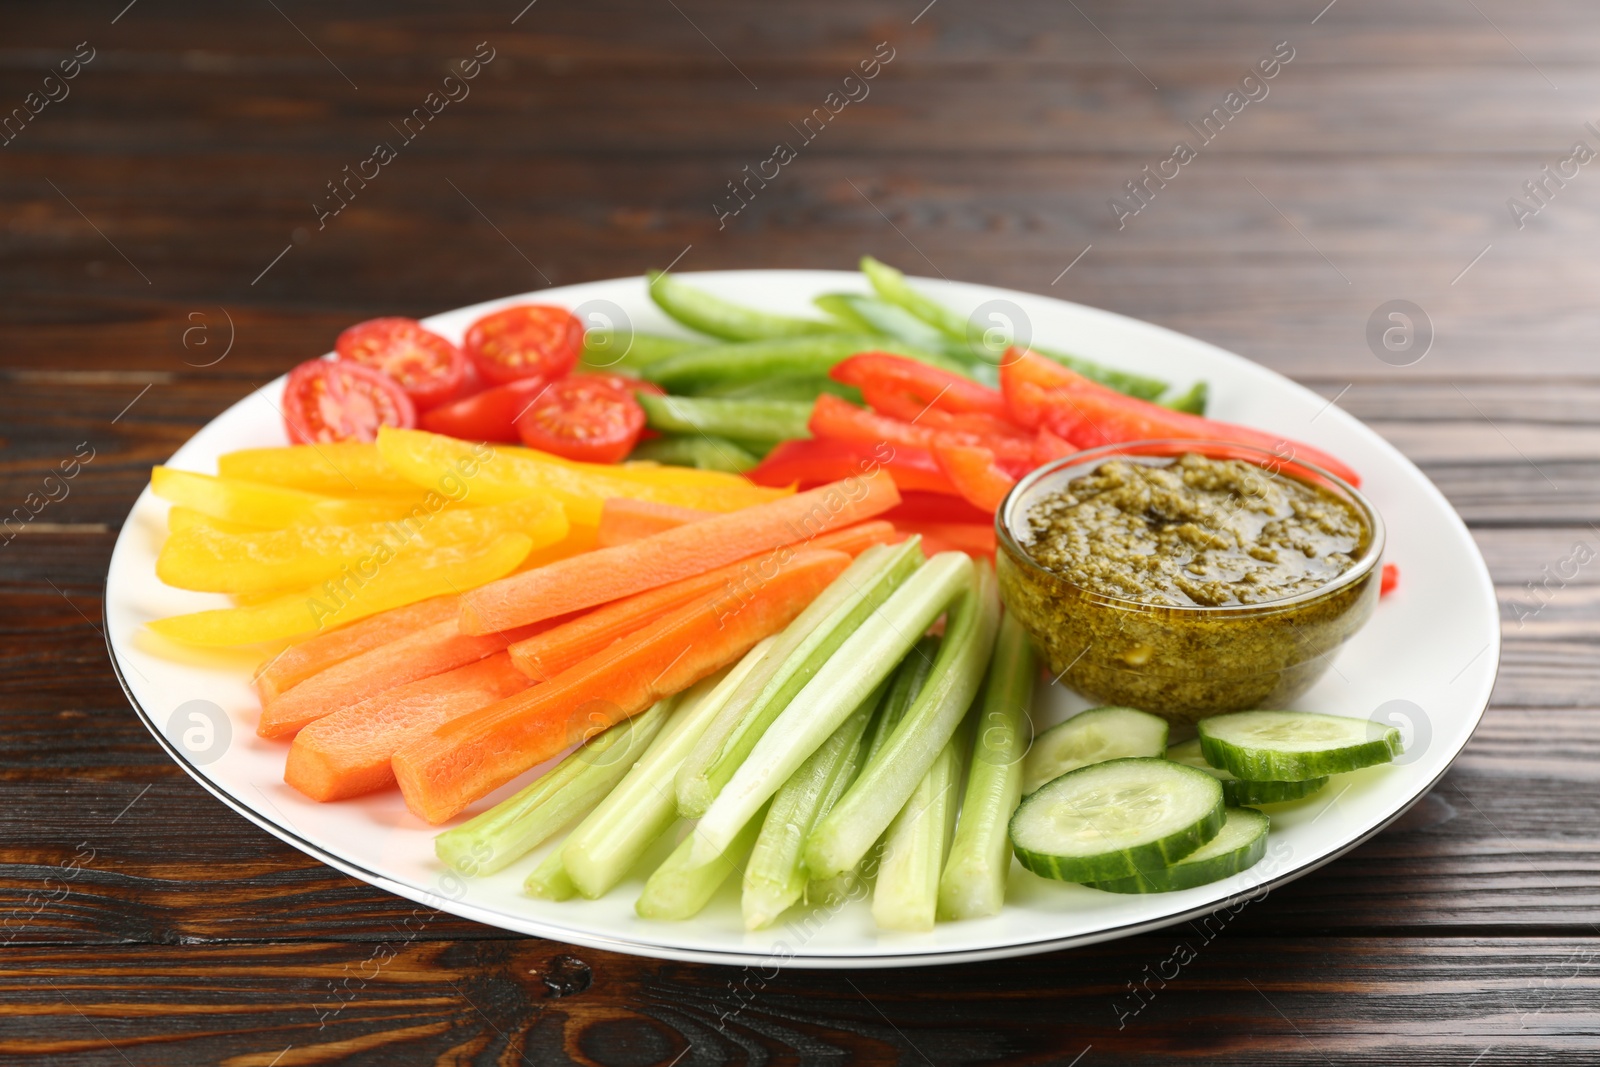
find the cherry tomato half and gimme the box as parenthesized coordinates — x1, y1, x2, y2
(420, 376, 550, 443)
(282, 359, 416, 444)
(514, 375, 645, 464)
(335, 317, 466, 410)
(463, 305, 583, 386)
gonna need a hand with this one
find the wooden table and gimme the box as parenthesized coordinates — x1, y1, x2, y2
(3, 1, 1595, 1062)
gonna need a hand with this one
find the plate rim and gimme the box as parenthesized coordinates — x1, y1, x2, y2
(103, 268, 1502, 968)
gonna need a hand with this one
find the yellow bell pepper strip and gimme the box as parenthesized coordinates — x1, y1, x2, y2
(156, 494, 568, 596)
(217, 443, 418, 496)
(376, 427, 785, 526)
(151, 468, 443, 528)
(167, 506, 264, 536)
(147, 532, 533, 647)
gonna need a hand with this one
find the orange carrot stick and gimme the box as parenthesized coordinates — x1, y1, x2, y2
(258, 616, 543, 740)
(394, 548, 851, 824)
(595, 498, 713, 547)
(507, 519, 903, 682)
(807, 520, 900, 558)
(252, 596, 458, 704)
(284, 652, 531, 801)
(459, 471, 899, 635)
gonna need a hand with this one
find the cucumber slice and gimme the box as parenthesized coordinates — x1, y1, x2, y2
(1022, 707, 1169, 795)
(1086, 806, 1270, 894)
(1199, 710, 1401, 782)
(1009, 757, 1224, 883)
(1166, 739, 1329, 806)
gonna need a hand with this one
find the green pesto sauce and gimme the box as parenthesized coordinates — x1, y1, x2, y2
(1022, 453, 1365, 607)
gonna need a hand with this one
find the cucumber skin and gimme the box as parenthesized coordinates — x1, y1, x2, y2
(1009, 759, 1225, 884)
(1086, 808, 1270, 894)
(1198, 725, 1399, 782)
(1223, 775, 1328, 806)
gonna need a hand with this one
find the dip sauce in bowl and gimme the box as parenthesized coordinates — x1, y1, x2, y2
(996, 440, 1384, 724)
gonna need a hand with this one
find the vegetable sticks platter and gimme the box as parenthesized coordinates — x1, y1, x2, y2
(106, 270, 1498, 967)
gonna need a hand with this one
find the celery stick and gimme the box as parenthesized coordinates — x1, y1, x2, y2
(676, 540, 924, 818)
(675, 544, 896, 816)
(562, 643, 772, 899)
(635, 804, 768, 921)
(689, 552, 974, 867)
(435, 700, 673, 876)
(804, 635, 941, 904)
(873, 732, 965, 932)
(805, 562, 1001, 880)
(742, 677, 883, 930)
(937, 612, 1037, 921)
(523, 845, 577, 901)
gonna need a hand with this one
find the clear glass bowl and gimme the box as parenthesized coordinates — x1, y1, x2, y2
(995, 439, 1384, 725)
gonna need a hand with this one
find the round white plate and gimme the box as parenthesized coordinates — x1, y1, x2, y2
(105, 270, 1499, 968)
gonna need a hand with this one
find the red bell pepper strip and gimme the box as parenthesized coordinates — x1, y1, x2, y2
(894, 520, 996, 558)
(420, 377, 550, 442)
(1032, 426, 1076, 466)
(1380, 562, 1399, 597)
(747, 437, 961, 496)
(883, 490, 994, 526)
(810, 394, 1036, 467)
(932, 441, 1018, 513)
(830, 352, 1010, 418)
(1000, 351, 1361, 487)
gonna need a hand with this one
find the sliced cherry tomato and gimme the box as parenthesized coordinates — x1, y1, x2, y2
(281, 359, 415, 444)
(335, 317, 465, 410)
(420, 376, 551, 443)
(464, 305, 583, 386)
(1380, 562, 1400, 597)
(514, 374, 645, 464)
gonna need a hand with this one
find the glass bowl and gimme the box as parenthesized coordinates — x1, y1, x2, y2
(995, 439, 1385, 725)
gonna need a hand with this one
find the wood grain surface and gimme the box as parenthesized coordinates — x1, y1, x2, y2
(3, 0, 1597, 1063)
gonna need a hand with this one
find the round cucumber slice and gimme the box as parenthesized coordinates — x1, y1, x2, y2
(1198, 710, 1401, 782)
(1165, 738, 1329, 806)
(1086, 806, 1270, 894)
(1009, 757, 1224, 883)
(1022, 706, 1169, 795)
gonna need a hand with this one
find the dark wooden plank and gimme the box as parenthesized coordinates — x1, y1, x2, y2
(0, 936, 1596, 1066)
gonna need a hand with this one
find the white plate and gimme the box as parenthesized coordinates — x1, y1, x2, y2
(105, 270, 1499, 968)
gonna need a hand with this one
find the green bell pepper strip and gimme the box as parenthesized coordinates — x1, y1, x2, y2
(641, 334, 969, 392)
(578, 330, 704, 375)
(859, 256, 1172, 400)
(636, 393, 811, 447)
(648, 271, 837, 341)
(627, 435, 759, 473)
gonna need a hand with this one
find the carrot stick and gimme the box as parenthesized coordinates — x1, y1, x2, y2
(284, 653, 531, 801)
(807, 520, 900, 558)
(595, 498, 713, 547)
(507, 519, 902, 682)
(258, 615, 543, 740)
(252, 596, 458, 704)
(394, 548, 852, 824)
(459, 471, 900, 634)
